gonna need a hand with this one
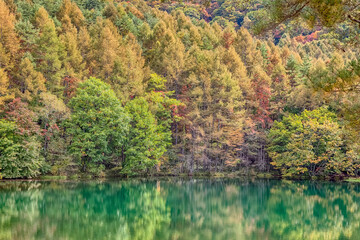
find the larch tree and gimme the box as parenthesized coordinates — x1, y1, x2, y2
(234, 28, 262, 74)
(146, 18, 186, 150)
(269, 63, 289, 121)
(93, 19, 121, 81)
(147, 17, 186, 88)
(219, 46, 250, 166)
(248, 65, 272, 171)
(208, 48, 246, 170)
(181, 46, 213, 172)
(16, 57, 46, 103)
(77, 26, 91, 74)
(58, 0, 85, 29)
(60, 15, 86, 80)
(220, 46, 251, 98)
(0, 68, 13, 106)
(34, 7, 65, 95)
(0, 0, 20, 71)
(265, 42, 290, 121)
(111, 33, 147, 103)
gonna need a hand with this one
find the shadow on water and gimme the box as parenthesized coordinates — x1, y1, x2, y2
(0, 178, 360, 240)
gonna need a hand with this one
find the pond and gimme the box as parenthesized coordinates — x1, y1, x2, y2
(0, 178, 359, 240)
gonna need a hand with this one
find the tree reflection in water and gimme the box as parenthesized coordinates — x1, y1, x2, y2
(0, 179, 360, 240)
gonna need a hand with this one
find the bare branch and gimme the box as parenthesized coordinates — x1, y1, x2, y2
(258, 0, 310, 35)
(348, 14, 360, 25)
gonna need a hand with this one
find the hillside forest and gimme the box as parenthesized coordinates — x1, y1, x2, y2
(0, 0, 359, 179)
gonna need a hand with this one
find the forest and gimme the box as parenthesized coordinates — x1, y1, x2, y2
(0, 0, 359, 179)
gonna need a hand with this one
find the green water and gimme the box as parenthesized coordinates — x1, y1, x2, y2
(0, 179, 360, 240)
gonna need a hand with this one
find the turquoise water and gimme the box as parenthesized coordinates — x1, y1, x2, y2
(0, 179, 360, 240)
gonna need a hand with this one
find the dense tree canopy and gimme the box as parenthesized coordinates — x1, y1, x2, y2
(0, 0, 358, 178)
(0, 118, 43, 179)
(124, 97, 166, 175)
(268, 108, 360, 177)
(67, 78, 129, 174)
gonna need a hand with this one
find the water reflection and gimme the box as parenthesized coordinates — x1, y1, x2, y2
(0, 179, 360, 240)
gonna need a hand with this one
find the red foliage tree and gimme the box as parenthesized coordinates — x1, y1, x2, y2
(5, 98, 40, 136)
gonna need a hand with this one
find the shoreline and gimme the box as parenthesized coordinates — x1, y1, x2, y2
(1, 172, 359, 183)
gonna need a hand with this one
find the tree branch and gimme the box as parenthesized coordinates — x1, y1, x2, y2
(348, 14, 360, 25)
(258, 0, 311, 35)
